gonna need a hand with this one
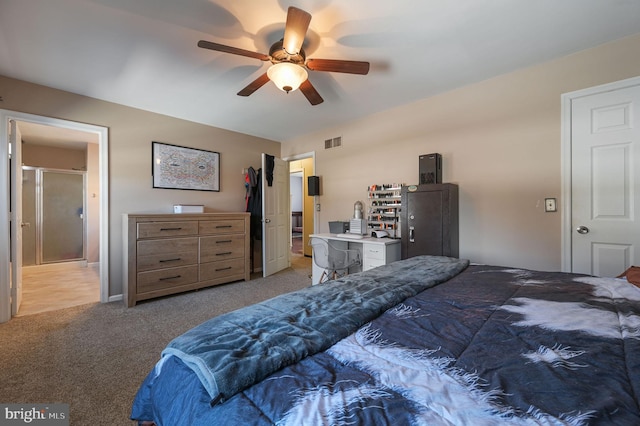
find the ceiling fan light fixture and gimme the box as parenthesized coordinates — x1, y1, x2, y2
(267, 62, 308, 93)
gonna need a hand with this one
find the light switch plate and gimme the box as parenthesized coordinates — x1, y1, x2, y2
(544, 198, 557, 212)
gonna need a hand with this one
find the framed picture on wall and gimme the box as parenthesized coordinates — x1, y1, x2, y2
(152, 142, 220, 191)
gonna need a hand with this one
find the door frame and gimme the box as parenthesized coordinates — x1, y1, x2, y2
(289, 170, 303, 253)
(560, 75, 640, 272)
(284, 151, 317, 237)
(0, 110, 109, 322)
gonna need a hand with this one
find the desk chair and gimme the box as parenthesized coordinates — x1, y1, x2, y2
(309, 237, 361, 283)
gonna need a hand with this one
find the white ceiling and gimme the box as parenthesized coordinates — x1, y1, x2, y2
(17, 121, 95, 150)
(2, 0, 640, 143)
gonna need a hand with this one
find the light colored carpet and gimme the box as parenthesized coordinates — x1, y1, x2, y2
(0, 255, 312, 425)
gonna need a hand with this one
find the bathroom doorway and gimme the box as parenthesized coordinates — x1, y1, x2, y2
(0, 110, 109, 321)
(17, 123, 100, 316)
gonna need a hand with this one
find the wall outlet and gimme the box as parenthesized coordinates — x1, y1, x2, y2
(544, 198, 557, 212)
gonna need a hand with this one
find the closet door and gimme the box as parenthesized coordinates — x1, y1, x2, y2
(570, 83, 640, 277)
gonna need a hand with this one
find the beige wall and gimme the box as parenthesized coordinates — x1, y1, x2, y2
(282, 33, 640, 271)
(22, 144, 86, 169)
(1, 75, 280, 297)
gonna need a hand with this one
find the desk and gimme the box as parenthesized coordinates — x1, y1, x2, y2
(310, 233, 401, 285)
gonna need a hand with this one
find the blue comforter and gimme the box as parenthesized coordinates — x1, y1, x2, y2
(132, 258, 640, 425)
(160, 255, 468, 405)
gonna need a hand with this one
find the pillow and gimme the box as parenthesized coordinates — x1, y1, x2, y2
(617, 266, 640, 288)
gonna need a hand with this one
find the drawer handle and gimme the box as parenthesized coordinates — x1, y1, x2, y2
(159, 275, 181, 281)
(160, 227, 182, 231)
(159, 258, 181, 263)
(216, 225, 233, 228)
(216, 240, 232, 244)
(215, 267, 232, 272)
(216, 252, 233, 256)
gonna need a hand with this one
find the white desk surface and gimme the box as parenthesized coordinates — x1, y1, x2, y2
(310, 233, 400, 246)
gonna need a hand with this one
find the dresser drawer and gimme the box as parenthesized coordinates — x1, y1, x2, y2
(363, 258, 385, 271)
(199, 219, 245, 235)
(136, 237, 198, 272)
(199, 235, 245, 263)
(137, 265, 198, 293)
(137, 221, 198, 239)
(200, 258, 245, 282)
(363, 244, 386, 260)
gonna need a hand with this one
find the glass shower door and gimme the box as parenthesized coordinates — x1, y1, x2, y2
(41, 171, 85, 263)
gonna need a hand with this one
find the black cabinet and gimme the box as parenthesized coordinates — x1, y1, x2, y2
(401, 184, 459, 259)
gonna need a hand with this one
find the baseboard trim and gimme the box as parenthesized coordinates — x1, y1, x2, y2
(108, 294, 123, 303)
(23, 260, 88, 271)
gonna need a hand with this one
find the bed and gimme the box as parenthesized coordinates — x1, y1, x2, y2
(131, 255, 640, 425)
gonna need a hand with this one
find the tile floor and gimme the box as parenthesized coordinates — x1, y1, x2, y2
(16, 262, 100, 317)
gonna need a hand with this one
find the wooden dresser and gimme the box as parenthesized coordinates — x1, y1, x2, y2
(123, 213, 250, 307)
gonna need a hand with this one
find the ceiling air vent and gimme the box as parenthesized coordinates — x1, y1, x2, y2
(324, 136, 342, 149)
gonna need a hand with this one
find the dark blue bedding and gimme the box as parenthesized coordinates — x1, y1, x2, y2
(131, 258, 640, 425)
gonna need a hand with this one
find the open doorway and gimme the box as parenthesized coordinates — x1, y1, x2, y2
(0, 111, 109, 322)
(17, 124, 99, 316)
(287, 153, 315, 258)
(290, 171, 304, 257)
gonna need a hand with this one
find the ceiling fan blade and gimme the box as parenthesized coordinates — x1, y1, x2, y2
(282, 7, 311, 55)
(299, 79, 324, 105)
(306, 59, 370, 75)
(237, 73, 271, 97)
(198, 40, 269, 61)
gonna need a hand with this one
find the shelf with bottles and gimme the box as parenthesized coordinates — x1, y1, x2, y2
(367, 183, 403, 238)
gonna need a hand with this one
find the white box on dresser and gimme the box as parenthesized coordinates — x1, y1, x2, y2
(123, 213, 250, 307)
(173, 204, 204, 213)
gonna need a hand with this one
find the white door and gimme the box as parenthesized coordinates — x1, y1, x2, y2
(262, 154, 290, 277)
(571, 83, 640, 277)
(10, 120, 23, 314)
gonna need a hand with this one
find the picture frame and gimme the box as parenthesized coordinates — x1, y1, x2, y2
(152, 142, 220, 191)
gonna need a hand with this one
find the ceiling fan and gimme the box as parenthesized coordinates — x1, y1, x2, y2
(197, 6, 370, 105)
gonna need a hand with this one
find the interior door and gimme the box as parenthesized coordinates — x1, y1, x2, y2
(10, 120, 23, 315)
(571, 83, 640, 277)
(262, 154, 290, 277)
